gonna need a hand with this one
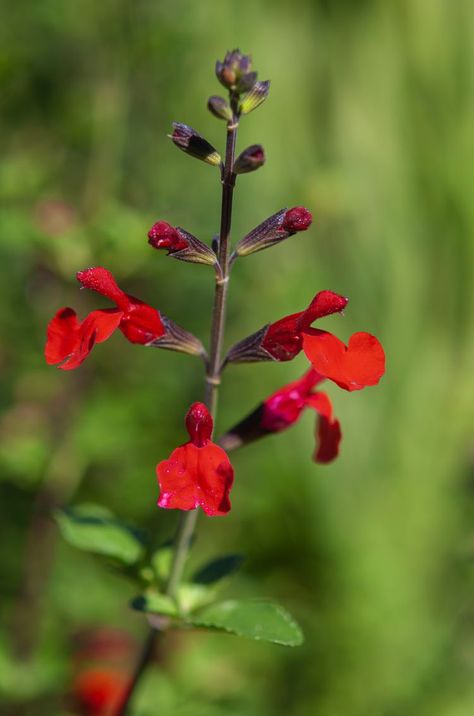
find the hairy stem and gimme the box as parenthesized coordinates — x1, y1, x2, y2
(116, 111, 239, 716)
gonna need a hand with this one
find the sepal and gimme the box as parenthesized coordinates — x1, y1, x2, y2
(151, 316, 207, 359)
(239, 80, 270, 115)
(207, 95, 233, 121)
(233, 145, 265, 174)
(148, 221, 217, 266)
(170, 122, 221, 166)
(218, 405, 267, 451)
(224, 325, 274, 365)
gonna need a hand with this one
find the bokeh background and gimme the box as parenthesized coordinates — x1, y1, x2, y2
(1, 1, 474, 714)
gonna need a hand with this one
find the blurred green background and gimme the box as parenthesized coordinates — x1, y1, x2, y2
(1, 0, 474, 714)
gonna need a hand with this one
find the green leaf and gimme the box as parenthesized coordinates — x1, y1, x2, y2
(193, 554, 244, 585)
(187, 600, 303, 646)
(131, 592, 178, 617)
(55, 504, 145, 566)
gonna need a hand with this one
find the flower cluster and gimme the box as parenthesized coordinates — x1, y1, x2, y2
(45, 48, 386, 519)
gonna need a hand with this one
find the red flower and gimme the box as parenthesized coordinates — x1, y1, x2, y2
(261, 290, 348, 361)
(262, 369, 341, 463)
(157, 402, 234, 516)
(219, 369, 341, 463)
(45, 267, 165, 370)
(73, 668, 128, 715)
(303, 329, 385, 391)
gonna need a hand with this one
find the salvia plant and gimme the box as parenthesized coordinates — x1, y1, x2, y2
(45, 49, 385, 714)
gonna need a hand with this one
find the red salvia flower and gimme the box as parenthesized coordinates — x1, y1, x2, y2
(261, 290, 348, 361)
(303, 329, 385, 391)
(157, 402, 234, 516)
(220, 370, 341, 463)
(45, 267, 165, 370)
(73, 668, 128, 715)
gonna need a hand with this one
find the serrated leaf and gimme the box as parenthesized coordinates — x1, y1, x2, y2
(187, 600, 303, 646)
(193, 554, 244, 585)
(55, 505, 145, 566)
(131, 592, 178, 617)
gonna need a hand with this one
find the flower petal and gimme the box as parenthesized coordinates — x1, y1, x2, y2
(262, 369, 324, 431)
(305, 390, 342, 463)
(297, 290, 348, 331)
(261, 312, 303, 361)
(77, 267, 129, 309)
(45, 307, 81, 366)
(157, 442, 233, 516)
(315, 415, 342, 464)
(59, 309, 123, 370)
(303, 329, 385, 391)
(118, 297, 165, 344)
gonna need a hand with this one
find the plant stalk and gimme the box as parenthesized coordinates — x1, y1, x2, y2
(116, 111, 239, 716)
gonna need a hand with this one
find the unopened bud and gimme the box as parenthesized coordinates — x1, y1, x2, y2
(239, 80, 270, 115)
(232, 206, 312, 258)
(216, 49, 253, 91)
(207, 96, 233, 121)
(148, 221, 217, 267)
(170, 123, 221, 167)
(233, 145, 265, 174)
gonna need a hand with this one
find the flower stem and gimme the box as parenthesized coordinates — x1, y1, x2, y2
(115, 110, 239, 716)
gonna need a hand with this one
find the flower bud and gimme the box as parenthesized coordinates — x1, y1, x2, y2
(232, 206, 312, 258)
(233, 145, 265, 174)
(216, 49, 253, 90)
(170, 122, 221, 167)
(207, 96, 233, 121)
(148, 221, 217, 266)
(239, 80, 270, 115)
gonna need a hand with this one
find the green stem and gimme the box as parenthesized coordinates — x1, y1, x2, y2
(115, 110, 239, 716)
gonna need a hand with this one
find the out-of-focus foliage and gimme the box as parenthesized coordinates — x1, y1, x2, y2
(1, 0, 473, 714)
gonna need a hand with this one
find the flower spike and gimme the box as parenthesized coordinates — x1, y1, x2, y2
(157, 403, 234, 516)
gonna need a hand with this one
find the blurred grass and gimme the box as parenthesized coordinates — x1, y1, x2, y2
(1, 0, 474, 714)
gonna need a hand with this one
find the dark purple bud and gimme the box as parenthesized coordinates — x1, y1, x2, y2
(216, 49, 253, 91)
(148, 221, 217, 267)
(233, 145, 265, 175)
(207, 96, 233, 121)
(170, 122, 221, 166)
(236, 72, 258, 94)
